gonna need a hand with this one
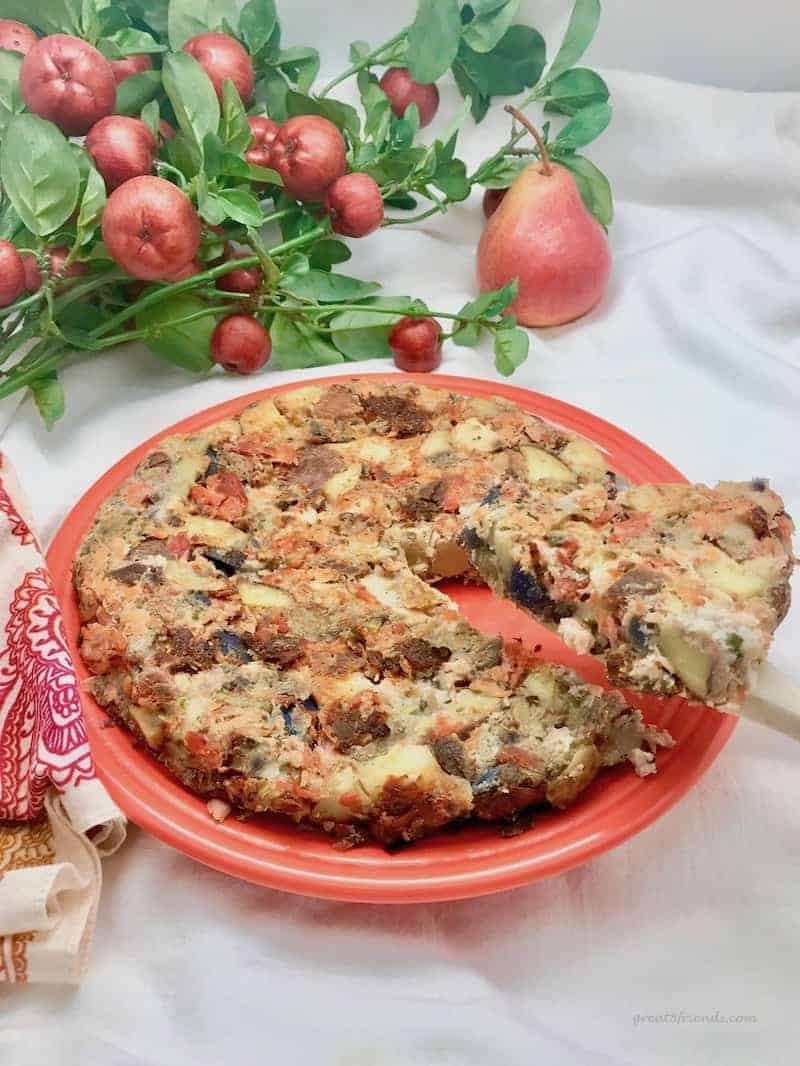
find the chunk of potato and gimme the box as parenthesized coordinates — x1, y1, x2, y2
(521, 664, 558, 706)
(559, 438, 608, 480)
(163, 453, 208, 506)
(355, 438, 392, 464)
(239, 583, 293, 609)
(184, 515, 248, 549)
(469, 397, 501, 416)
(420, 429, 451, 458)
(239, 399, 288, 436)
(451, 418, 500, 454)
(657, 628, 712, 698)
(358, 744, 441, 797)
(163, 560, 225, 592)
(129, 705, 164, 749)
(276, 385, 323, 415)
(521, 445, 577, 484)
(323, 463, 362, 502)
(697, 546, 771, 599)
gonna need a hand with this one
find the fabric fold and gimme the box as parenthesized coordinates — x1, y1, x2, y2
(0, 451, 126, 984)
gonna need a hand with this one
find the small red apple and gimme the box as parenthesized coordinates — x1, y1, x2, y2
(183, 32, 254, 103)
(0, 19, 37, 55)
(159, 119, 176, 143)
(271, 115, 347, 202)
(211, 315, 271, 373)
(379, 68, 439, 128)
(324, 173, 384, 238)
(216, 255, 263, 294)
(110, 53, 152, 86)
(102, 176, 202, 282)
(86, 116, 157, 190)
(0, 241, 26, 307)
(389, 316, 442, 373)
(20, 252, 42, 293)
(46, 246, 89, 291)
(20, 34, 116, 135)
(245, 116, 279, 169)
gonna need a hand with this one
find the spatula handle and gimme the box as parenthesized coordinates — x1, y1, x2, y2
(738, 663, 800, 742)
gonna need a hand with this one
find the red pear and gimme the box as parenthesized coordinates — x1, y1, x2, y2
(477, 117, 610, 327)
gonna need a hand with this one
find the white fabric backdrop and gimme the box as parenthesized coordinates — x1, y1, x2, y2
(1, 42, 799, 1066)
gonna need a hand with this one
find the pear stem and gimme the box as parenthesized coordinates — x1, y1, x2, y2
(504, 105, 552, 176)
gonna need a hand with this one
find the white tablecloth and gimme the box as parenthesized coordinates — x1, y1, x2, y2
(1, 56, 799, 1066)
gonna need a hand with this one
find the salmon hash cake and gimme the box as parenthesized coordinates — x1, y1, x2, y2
(73, 381, 792, 845)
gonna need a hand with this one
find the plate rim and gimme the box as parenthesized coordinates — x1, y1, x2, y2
(47, 372, 737, 903)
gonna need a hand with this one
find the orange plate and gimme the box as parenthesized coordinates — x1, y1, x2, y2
(47, 373, 736, 903)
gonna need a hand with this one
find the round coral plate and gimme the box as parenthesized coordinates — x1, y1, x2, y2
(47, 373, 736, 903)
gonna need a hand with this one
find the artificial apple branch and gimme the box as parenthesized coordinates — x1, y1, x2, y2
(0, 0, 613, 427)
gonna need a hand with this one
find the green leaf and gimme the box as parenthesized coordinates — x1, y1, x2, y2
(332, 325, 394, 361)
(98, 28, 166, 58)
(276, 47, 320, 93)
(452, 282, 518, 345)
(309, 238, 352, 270)
(162, 52, 220, 151)
(462, 0, 520, 53)
(240, 0, 277, 55)
(0, 197, 24, 242)
(559, 153, 613, 227)
(280, 252, 310, 280)
(452, 62, 490, 123)
(164, 130, 203, 180)
(432, 158, 470, 201)
(254, 70, 289, 122)
(0, 50, 24, 138)
(494, 324, 529, 376)
(76, 165, 106, 246)
(349, 40, 371, 63)
(552, 101, 612, 151)
(206, 187, 264, 227)
(241, 161, 281, 184)
(140, 99, 160, 140)
(114, 70, 162, 116)
(57, 323, 106, 350)
(218, 79, 252, 153)
(542, 68, 609, 116)
(29, 373, 65, 431)
(119, 0, 169, 39)
(0, 1, 81, 35)
(200, 132, 224, 179)
(407, 0, 461, 84)
(363, 146, 426, 187)
(137, 294, 216, 371)
(281, 271, 381, 304)
(96, 3, 131, 36)
(479, 156, 527, 189)
(456, 25, 546, 98)
(359, 77, 392, 145)
(277, 199, 319, 242)
(271, 314, 344, 369)
(167, 0, 240, 49)
(384, 193, 417, 210)
(545, 0, 601, 85)
(462, 281, 518, 321)
(285, 91, 360, 139)
(328, 297, 418, 331)
(0, 116, 80, 237)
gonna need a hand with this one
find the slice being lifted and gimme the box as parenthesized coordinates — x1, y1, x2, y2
(462, 479, 794, 710)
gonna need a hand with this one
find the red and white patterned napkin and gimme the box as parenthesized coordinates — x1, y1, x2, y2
(0, 452, 125, 984)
